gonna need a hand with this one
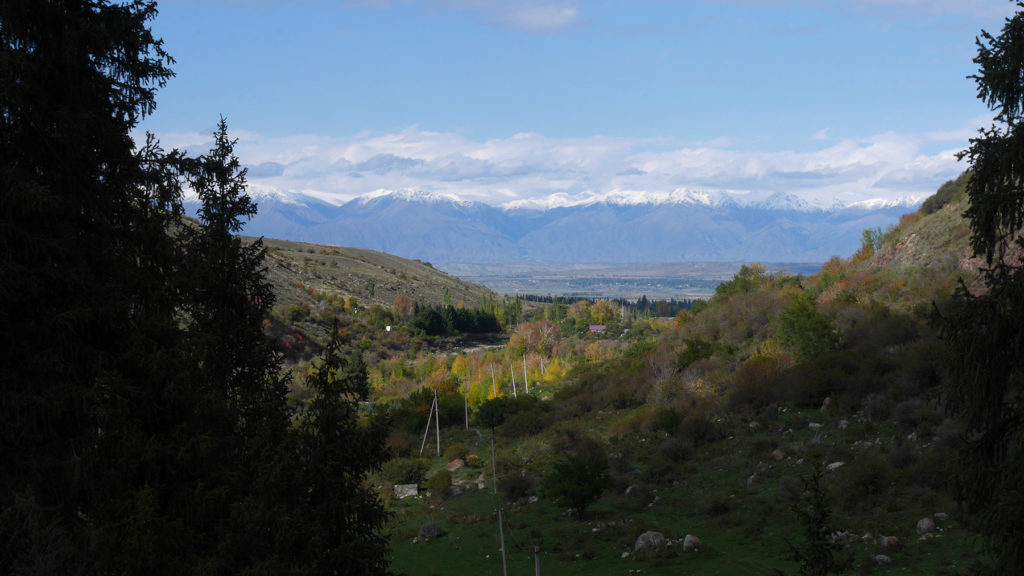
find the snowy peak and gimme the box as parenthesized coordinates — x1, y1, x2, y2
(846, 196, 923, 210)
(354, 188, 471, 207)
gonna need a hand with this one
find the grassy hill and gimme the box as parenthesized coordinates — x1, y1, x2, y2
(366, 173, 990, 576)
(260, 237, 497, 313)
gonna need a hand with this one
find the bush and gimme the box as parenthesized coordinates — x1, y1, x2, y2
(656, 436, 694, 463)
(425, 468, 452, 498)
(677, 412, 721, 447)
(499, 472, 535, 501)
(443, 442, 470, 461)
(381, 458, 430, 485)
(499, 409, 554, 438)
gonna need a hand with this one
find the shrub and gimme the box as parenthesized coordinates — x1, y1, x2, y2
(656, 436, 694, 463)
(425, 469, 452, 498)
(499, 472, 535, 501)
(499, 410, 555, 438)
(381, 458, 430, 485)
(443, 442, 470, 461)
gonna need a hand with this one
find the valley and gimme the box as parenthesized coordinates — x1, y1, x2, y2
(259, 174, 986, 575)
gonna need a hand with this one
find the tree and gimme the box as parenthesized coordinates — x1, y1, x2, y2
(1, 1, 179, 572)
(940, 3, 1024, 572)
(777, 292, 840, 363)
(543, 432, 608, 520)
(1, 3, 392, 574)
(785, 466, 847, 576)
(295, 326, 391, 575)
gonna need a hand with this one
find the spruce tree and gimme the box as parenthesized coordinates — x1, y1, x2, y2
(941, 2, 1024, 571)
(296, 325, 391, 576)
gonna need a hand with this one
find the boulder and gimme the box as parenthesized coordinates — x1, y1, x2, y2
(877, 535, 900, 549)
(808, 422, 824, 430)
(916, 517, 936, 535)
(447, 459, 465, 472)
(394, 484, 419, 499)
(683, 534, 704, 552)
(934, 512, 949, 522)
(873, 554, 892, 565)
(838, 419, 849, 430)
(825, 461, 845, 472)
(634, 531, 666, 552)
(771, 449, 786, 461)
(415, 523, 443, 543)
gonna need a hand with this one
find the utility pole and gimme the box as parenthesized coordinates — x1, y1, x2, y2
(510, 364, 517, 398)
(491, 364, 497, 398)
(498, 507, 509, 576)
(523, 355, 529, 394)
(434, 388, 440, 457)
(418, 393, 436, 457)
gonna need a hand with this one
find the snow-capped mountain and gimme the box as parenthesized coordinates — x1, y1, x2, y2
(190, 189, 921, 264)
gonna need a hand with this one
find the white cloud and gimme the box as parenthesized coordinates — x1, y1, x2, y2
(812, 128, 830, 141)
(151, 120, 973, 208)
(346, 0, 582, 31)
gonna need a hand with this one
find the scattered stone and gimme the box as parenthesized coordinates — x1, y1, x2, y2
(621, 552, 630, 559)
(830, 531, 858, 544)
(447, 459, 464, 472)
(825, 461, 845, 472)
(934, 512, 949, 522)
(415, 523, 443, 543)
(634, 531, 666, 551)
(771, 449, 786, 461)
(820, 396, 832, 413)
(476, 471, 487, 490)
(808, 422, 824, 430)
(683, 534, 704, 552)
(521, 457, 533, 465)
(873, 554, 892, 565)
(394, 484, 419, 499)
(877, 535, 900, 549)
(749, 421, 760, 430)
(747, 473, 757, 486)
(527, 496, 539, 504)
(838, 419, 849, 430)
(916, 517, 936, 535)
(919, 533, 935, 542)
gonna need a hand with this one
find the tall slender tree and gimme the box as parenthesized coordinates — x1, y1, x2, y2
(941, 2, 1024, 572)
(296, 324, 391, 575)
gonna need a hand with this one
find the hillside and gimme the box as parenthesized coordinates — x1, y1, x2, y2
(260, 237, 497, 312)
(367, 173, 990, 576)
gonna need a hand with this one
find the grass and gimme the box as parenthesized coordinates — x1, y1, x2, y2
(382, 400, 972, 576)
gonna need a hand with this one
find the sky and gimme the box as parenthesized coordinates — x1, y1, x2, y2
(139, 0, 1019, 209)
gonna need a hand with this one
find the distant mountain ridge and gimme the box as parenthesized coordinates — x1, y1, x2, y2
(197, 189, 921, 264)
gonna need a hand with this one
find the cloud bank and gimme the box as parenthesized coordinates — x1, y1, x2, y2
(158, 120, 979, 209)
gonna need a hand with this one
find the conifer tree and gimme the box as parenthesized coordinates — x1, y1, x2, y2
(941, 2, 1024, 571)
(296, 325, 391, 575)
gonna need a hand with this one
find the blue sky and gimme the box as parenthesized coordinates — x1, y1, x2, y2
(141, 0, 1018, 208)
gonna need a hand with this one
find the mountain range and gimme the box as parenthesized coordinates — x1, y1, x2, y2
(197, 189, 919, 264)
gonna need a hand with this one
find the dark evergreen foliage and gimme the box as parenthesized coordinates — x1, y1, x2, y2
(940, 3, 1024, 572)
(1, 2, 391, 573)
(295, 327, 391, 576)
